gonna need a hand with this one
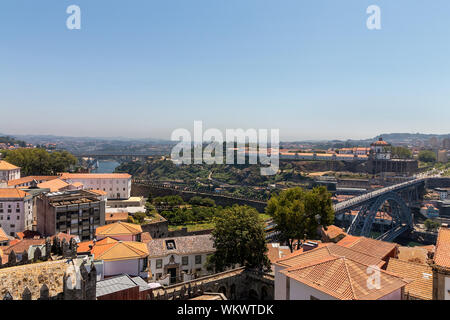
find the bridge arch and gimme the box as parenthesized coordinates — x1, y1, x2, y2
(348, 192, 412, 240)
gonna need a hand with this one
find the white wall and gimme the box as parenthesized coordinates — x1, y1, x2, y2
(274, 265, 287, 300)
(103, 258, 147, 278)
(0, 198, 32, 236)
(445, 277, 450, 300)
(63, 177, 131, 200)
(378, 288, 402, 300)
(289, 279, 338, 300)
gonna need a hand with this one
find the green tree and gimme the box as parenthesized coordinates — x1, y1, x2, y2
(424, 219, 440, 232)
(4, 148, 77, 176)
(266, 186, 334, 252)
(208, 205, 270, 272)
(390, 146, 412, 159)
(418, 150, 436, 163)
(133, 212, 147, 224)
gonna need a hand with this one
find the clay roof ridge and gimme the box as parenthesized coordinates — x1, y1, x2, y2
(342, 258, 357, 300)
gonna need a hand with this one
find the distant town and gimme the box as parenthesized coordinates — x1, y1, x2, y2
(0, 132, 449, 300)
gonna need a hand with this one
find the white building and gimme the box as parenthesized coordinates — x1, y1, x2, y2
(370, 137, 391, 160)
(60, 173, 132, 200)
(147, 234, 215, 285)
(0, 188, 33, 237)
(0, 160, 20, 183)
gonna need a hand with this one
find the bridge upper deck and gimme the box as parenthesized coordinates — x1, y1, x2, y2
(333, 178, 425, 213)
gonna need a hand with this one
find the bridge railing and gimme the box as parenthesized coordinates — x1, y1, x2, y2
(334, 178, 425, 213)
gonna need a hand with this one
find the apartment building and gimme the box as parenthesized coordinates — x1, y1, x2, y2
(0, 188, 33, 237)
(36, 190, 105, 241)
(59, 173, 132, 200)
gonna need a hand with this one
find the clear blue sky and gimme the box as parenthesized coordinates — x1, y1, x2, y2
(1, 0, 449, 141)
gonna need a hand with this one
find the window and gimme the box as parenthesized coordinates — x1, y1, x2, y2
(165, 240, 176, 250)
(7, 216, 10, 220)
(195, 255, 202, 264)
(156, 259, 162, 269)
(142, 258, 148, 271)
(16, 216, 20, 220)
(16, 209, 20, 213)
(182, 256, 189, 266)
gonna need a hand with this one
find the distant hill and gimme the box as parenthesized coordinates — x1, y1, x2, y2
(0, 136, 27, 147)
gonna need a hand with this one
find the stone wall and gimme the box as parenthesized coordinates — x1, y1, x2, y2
(0, 257, 97, 300)
(152, 267, 274, 301)
(0, 260, 67, 300)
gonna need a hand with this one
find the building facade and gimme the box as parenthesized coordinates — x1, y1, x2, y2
(0, 189, 33, 237)
(36, 190, 106, 241)
(59, 173, 132, 200)
(0, 161, 20, 183)
(147, 234, 215, 285)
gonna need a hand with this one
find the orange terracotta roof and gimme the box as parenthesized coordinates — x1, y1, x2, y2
(141, 232, 152, 243)
(0, 228, 8, 242)
(96, 221, 142, 237)
(16, 230, 41, 240)
(60, 173, 131, 179)
(51, 232, 77, 243)
(105, 211, 129, 222)
(90, 189, 108, 196)
(386, 258, 433, 300)
(397, 246, 429, 265)
(94, 240, 149, 261)
(275, 243, 385, 269)
(434, 227, 450, 269)
(3, 239, 45, 255)
(0, 160, 19, 170)
(37, 179, 70, 192)
(322, 225, 347, 240)
(77, 240, 94, 253)
(7, 176, 58, 186)
(0, 188, 30, 199)
(337, 235, 397, 260)
(267, 243, 292, 264)
(71, 182, 83, 187)
(281, 256, 407, 300)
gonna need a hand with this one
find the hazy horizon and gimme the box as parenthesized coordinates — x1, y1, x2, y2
(1, 1, 449, 140)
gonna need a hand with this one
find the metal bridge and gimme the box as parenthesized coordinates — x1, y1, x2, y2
(337, 178, 426, 242)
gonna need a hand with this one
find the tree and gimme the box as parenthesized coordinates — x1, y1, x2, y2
(208, 205, 270, 272)
(390, 146, 412, 159)
(418, 150, 436, 163)
(4, 148, 77, 175)
(424, 219, 440, 232)
(133, 212, 147, 224)
(266, 186, 334, 252)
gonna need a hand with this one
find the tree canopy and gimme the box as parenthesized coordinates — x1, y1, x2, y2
(208, 205, 270, 272)
(266, 186, 334, 252)
(390, 146, 412, 159)
(418, 150, 436, 163)
(3, 148, 77, 176)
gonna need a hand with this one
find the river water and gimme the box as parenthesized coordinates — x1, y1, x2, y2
(91, 160, 120, 173)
